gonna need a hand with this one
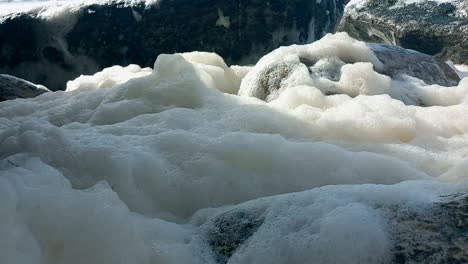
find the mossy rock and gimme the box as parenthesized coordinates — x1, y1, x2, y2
(367, 0, 398, 8)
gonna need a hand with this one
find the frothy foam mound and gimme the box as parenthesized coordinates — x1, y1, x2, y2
(1, 33, 467, 264)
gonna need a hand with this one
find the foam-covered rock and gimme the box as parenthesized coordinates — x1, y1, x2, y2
(0, 74, 49, 101)
(239, 33, 384, 101)
(239, 33, 461, 106)
(195, 182, 468, 264)
(0, 0, 346, 91)
(338, 0, 468, 64)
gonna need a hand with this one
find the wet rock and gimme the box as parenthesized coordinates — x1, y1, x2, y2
(0, 74, 49, 102)
(389, 193, 468, 264)
(239, 59, 301, 101)
(338, 0, 468, 64)
(368, 43, 460, 87)
(204, 206, 266, 264)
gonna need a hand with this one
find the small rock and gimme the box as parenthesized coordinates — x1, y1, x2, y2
(204, 206, 266, 264)
(0, 74, 49, 102)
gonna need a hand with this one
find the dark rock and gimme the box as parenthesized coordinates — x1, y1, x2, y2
(368, 43, 460, 87)
(204, 206, 266, 264)
(338, 0, 468, 64)
(388, 193, 468, 264)
(0, 74, 49, 102)
(0, 0, 346, 91)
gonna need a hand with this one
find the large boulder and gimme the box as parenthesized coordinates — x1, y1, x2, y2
(0, 0, 347, 91)
(238, 33, 460, 106)
(0, 74, 49, 102)
(337, 0, 468, 64)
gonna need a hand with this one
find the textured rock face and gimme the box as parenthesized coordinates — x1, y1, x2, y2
(244, 59, 300, 101)
(0, 74, 49, 101)
(389, 194, 468, 264)
(368, 43, 460, 87)
(202, 193, 468, 264)
(338, 0, 468, 64)
(0, 0, 346, 91)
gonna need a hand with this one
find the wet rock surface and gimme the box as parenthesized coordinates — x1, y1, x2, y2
(368, 43, 460, 87)
(338, 0, 468, 64)
(204, 206, 266, 264)
(389, 193, 468, 264)
(0, 74, 49, 101)
(245, 59, 300, 101)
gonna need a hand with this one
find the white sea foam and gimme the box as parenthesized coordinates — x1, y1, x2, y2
(1, 33, 467, 263)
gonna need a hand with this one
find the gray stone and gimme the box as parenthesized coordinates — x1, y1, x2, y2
(0, 74, 49, 102)
(368, 43, 460, 87)
(338, 0, 468, 64)
(0, 0, 347, 91)
(389, 193, 468, 264)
